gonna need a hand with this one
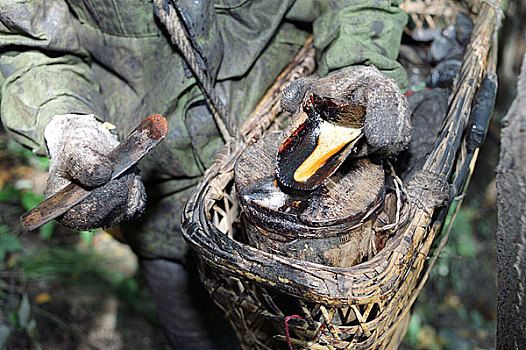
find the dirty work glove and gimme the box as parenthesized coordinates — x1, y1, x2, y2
(281, 66, 412, 158)
(43, 114, 146, 231)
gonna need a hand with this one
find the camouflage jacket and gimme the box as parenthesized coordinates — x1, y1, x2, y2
(0, 0, 407, 172)
(0, 0, 407, 259)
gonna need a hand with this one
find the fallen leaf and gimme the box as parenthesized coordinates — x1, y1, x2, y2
(35, 292, 52, 305)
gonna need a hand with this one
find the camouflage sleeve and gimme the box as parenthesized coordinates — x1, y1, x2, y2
(287, 0, 408, 91)
(0, 0, 107, 155)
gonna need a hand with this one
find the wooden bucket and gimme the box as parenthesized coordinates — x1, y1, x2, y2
(235, 132, 387, 267)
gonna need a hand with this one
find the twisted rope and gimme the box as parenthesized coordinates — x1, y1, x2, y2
(153, 0, 235, 141)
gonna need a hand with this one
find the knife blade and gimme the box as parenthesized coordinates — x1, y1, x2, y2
(20, 114, 168, 231)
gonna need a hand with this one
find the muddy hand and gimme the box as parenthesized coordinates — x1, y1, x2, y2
(277, 66, 411, 190)
(21, 114, 168, 231)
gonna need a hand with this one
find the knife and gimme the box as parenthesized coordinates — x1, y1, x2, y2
(21, 114, 168, 231)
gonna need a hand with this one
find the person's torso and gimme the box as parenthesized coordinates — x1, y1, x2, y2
(67, 0, 309, 179)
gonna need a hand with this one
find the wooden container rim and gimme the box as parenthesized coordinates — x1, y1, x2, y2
(235, 132, 387, 239)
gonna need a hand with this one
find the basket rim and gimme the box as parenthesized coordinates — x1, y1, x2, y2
(181, 0, 499, 307)
(182, 142, 421, 306)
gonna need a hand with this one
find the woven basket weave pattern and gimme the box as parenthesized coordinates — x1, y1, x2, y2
(182, 1, 500, 348)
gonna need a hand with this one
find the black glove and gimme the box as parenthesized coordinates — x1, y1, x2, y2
(281, 66, 412, 158)
(43, 114, 146, 230)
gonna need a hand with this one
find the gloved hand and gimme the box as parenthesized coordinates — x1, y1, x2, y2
(43, 114, 146, 231)
(281, 66, 412, 158)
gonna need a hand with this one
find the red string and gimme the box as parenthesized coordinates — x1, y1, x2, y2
(284, 315, 304, 350)
(405, 86, 431, 97)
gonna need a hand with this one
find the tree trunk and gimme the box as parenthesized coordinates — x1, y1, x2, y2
(496, 53, 526, 349)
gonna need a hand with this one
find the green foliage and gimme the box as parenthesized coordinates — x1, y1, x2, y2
(0, 227, 23, 261)
(405, 313, 422, 347)
(1, 129, 161, 347)
(39, 222, 55, 241)
(18, 294, 33, 330)
(116, 276, 159, 325)
(20, 246, 120, 286)
(0, 293, 40, 350)
(0, 185, 55, 240)
(78, 230, 96, 246)
(0, 324, 11, 349)
(449, 207, 478, 258)
(402, 198, 496, 350)
(6, 139, 49, 170)
(20, 192, 43, 212)
(16, 246, 158, 324)
(0, 186, 19, 202)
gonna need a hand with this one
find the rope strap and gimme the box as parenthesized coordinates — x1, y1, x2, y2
(153, 0, 235, 141)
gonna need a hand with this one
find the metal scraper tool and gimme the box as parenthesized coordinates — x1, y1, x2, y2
(21, 114, 168, 231)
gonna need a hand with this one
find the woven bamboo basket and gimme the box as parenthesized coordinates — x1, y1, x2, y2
(181, 1, 501, 348)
